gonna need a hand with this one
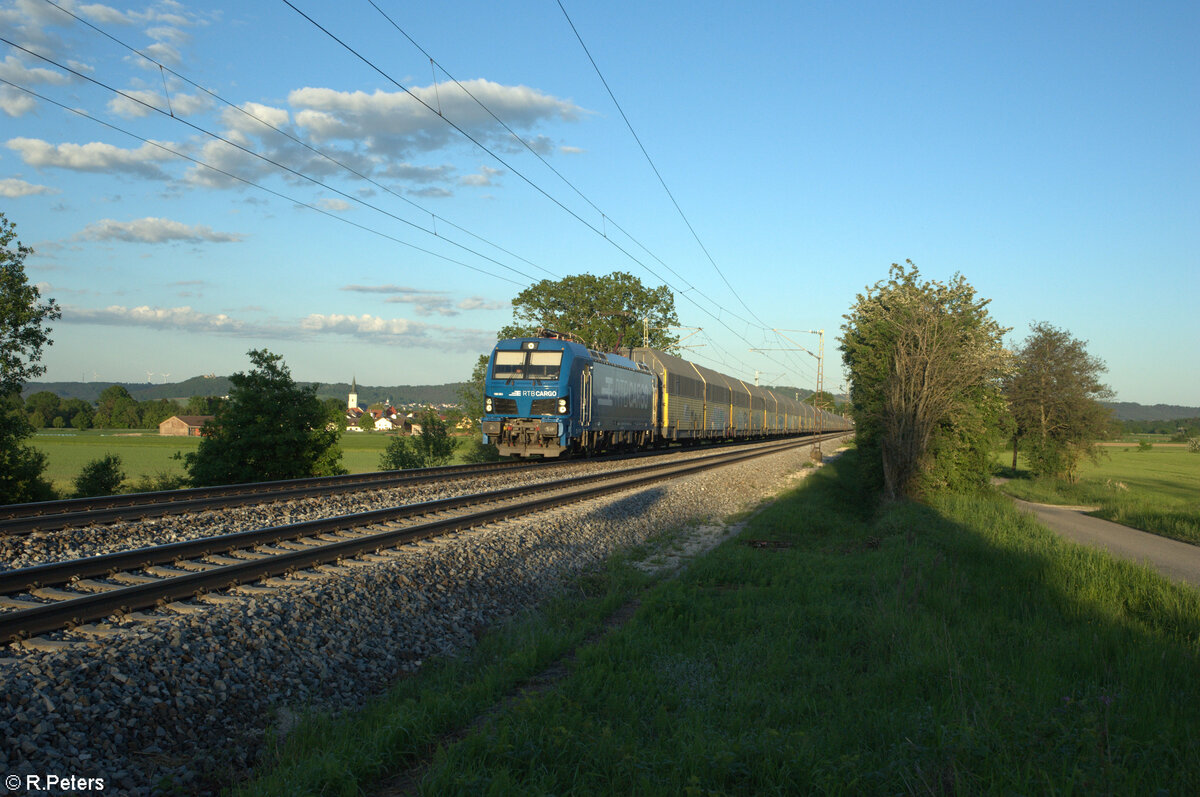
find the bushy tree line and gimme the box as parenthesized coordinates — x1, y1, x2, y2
(841, 261, 1115, 501)
(1119, 417, 1200, 440)
(20, 387, 227, 430)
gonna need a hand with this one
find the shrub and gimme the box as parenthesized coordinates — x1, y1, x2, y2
(379, 436, 424, 470)
(130, 470, 190, 493)
(73, 453, 125, 498)
(459, 435, 500, 463)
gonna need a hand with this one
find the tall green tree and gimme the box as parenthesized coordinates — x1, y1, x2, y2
(1006, 322, 1114, 481)
(840, 261, 1010, 501)
(62, 398, 94, 429)
(185, 349, 346, 486)
(1, 213, 60, 397)
(500, 271, 680, 352)
(93, 385, 140, 428)
(138, 398, 178, 428)
(24, 390, 62, 427)
(1, 213, 58, 503)
(321, 397, 348, 432)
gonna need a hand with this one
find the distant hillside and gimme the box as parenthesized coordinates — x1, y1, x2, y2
(22, 377, 468, 407)
(1104, 402, 1200, 421)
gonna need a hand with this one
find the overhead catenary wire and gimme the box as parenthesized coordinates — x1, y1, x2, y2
(16, 2, 822, 391)
(554, 0, 775, 332)
(284, 0, 818, 389)
(361, 0, 702, 298)
(33, 0, 561, 283)
(0, 34, 543, 287)
(0, 76, 525, 288)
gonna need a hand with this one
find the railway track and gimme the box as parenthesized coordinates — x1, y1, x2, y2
(0, 459, 545, 535)
(0, 435, 840, 644)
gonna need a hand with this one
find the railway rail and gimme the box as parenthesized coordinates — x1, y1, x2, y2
(0, 459, 543, 535)
(0, 434, 843, 644)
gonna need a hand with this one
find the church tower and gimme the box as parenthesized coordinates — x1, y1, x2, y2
(348, 377, 359, 410)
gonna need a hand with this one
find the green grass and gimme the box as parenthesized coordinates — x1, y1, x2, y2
(232, 451, 1200, 795)
(30, 431, 477, 497)
(31, 429, 198, 496)
(997, 445, 1200, 544)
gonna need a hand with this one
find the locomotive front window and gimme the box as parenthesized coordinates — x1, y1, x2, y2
(527, 351, 562, 380)
(493, 351, 526, 379)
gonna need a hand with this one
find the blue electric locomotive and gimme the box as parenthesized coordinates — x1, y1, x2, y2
(480, 332, 657, 457)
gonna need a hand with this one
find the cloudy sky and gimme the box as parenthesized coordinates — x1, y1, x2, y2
(1, 0, 1196, 404)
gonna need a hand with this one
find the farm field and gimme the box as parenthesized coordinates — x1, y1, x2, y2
(997, 445, 1200, 545)
(235, 448, 1200, 795)
(30, 430, 476, 497)
(32, 430, 198, 496)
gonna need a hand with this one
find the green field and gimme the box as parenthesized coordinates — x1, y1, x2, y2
(30, 430, 475, 497)
(996, 444, 1200, 544)
(234, 448, 1200, 795)
(32, 430, 199, 495)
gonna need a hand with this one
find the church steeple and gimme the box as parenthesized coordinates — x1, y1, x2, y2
(348, 377, 359, 410)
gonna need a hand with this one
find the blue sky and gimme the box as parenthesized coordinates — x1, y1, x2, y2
(2, 0, 1196, 405)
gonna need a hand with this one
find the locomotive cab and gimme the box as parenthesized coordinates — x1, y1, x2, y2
(480, 337, 573, 457)
(481, 333, 657, 458)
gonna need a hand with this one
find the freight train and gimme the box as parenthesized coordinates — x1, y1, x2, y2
(480, 330, 852, 458)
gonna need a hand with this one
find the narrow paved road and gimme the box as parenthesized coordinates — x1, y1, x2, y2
(1013, 498, 1200, 588)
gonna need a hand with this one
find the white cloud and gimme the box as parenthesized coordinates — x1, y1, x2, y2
(289, 80, 585, 157)
(0, 55, 72, 117)
(411, 186, 452, 199)
(379, 162, 454, 184)
(62, 304, 269, 336)
(220, 102, 291, 134)
(0, 177, 58, 197)
(140, 41, 181, 67)
(456, 296, 506, 312)
(459, 166, 503, 187)
(317, 197, 351, 212)
(341, 284, 441, 295)
(77, 3, 137, 26)
(6, 137, 176, 178)
(0, 86, 37, 117)
(75, 217, 244, 243)
(0, 54, 71, 86)
(107, 88, 210, 118)
(301, 312, 492, 350)
(384, 294, 457, 317)
(339, 285, 505, 317)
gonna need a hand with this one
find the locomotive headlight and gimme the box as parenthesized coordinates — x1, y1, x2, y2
(485, 397, 493, 412)
(558, 398, 568, 414)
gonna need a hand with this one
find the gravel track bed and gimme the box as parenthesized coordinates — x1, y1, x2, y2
(0, 447, 732, 572)
(1, 440, 833, 796)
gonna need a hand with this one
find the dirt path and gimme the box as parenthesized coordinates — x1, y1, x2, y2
(1013, 499, 1200, 588)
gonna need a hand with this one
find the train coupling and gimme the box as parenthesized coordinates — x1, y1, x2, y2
(487, 418, 564, 458)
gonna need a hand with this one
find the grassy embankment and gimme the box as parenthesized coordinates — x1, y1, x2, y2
(233, 448, 1200, 796)
(29, 430, 476, 496)
(996, 444, 1200, 545)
